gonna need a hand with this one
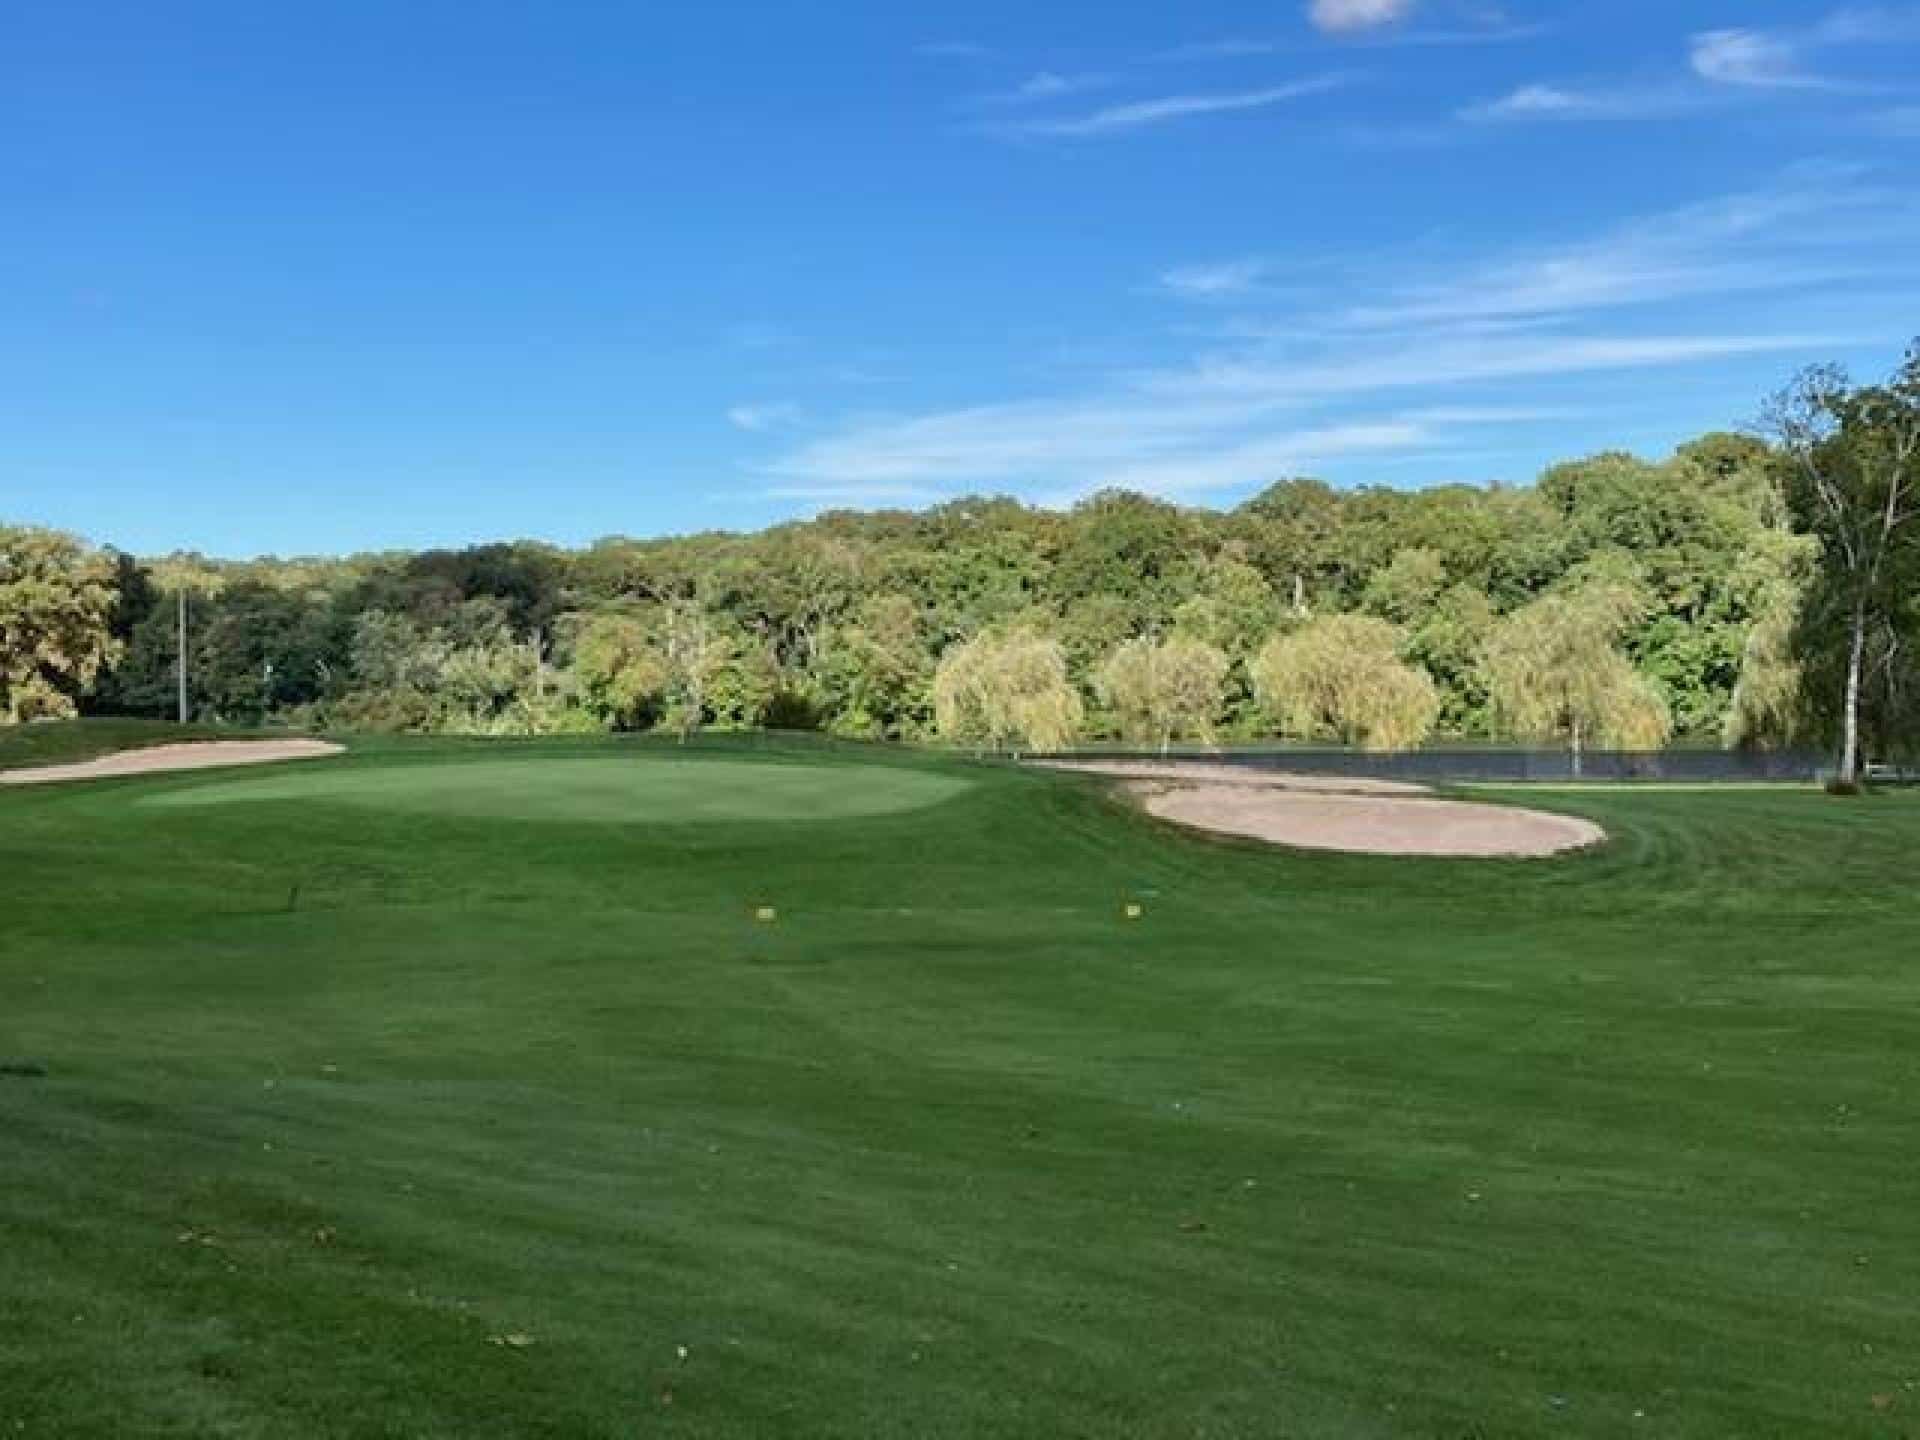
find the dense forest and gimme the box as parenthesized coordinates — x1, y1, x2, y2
(5, 351, 1918, 776)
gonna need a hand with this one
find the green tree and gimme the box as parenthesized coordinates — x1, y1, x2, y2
(1768, 346, 1920, 782)
(1047, 491, 1200, 633)
(1361, 546, 1448, 625)
(572, 611, 670, 730)
(0, 527, 123, 722)
(1404, 583, 1497, 736)
(823, 593, 931, 739)
(1171, 556, 1282, 660)
(647, 596, 777, 739)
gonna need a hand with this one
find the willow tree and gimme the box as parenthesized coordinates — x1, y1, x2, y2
(1250, 614, 1439, 752)
(933, 627, 1083, 756)
(1723, 599, 1803, 750)
(0, 526, 123, 723)
(1095, 634, 1228, 754)
(1722, 532, 1818, 750)
(1481, 583, 1671, 773)
(1767, 347, 1920, 785)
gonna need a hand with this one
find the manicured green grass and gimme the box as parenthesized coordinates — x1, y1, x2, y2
(0, 718, 225, 771)
(3, 738, 1917, 1438)
(141, 756, 972, 823)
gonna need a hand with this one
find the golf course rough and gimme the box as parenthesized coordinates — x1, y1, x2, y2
(137, 755, 974, 823)
(5, 735, 1920, 1438)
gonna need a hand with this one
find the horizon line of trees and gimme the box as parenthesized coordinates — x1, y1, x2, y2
(5, 349, 1917, 778)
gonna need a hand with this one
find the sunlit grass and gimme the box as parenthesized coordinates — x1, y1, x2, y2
(4, 737, 1917, 1437)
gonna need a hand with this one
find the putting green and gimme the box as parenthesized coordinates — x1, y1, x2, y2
(139, 756, 972, 823)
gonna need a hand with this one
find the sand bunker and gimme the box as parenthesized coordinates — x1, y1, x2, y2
(1, 739, 344, 788)
(1039, 760, 1603, 858)
(1035, 759, 1431, 796)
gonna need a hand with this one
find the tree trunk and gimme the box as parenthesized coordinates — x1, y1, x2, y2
(1840, 602, 1866, 786)
(1570, 717, 1583, 780)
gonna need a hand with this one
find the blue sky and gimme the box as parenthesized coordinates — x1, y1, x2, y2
(5, 0, 1919, 557)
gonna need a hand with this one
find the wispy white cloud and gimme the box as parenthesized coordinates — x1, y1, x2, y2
(727, 402, 804, 433)
(1336, 170, 1902, 328)
(1161, 17, 1538, 59)
(1690, 29, 1841, 90)
(1464, 83, 1578, 118)
(1691, 7, 1920, 88)
(763, 397, 1256, 488)
(1149, 333, 1830, 405)
(763, 403, 1443, 501)
(969, 71, 1114, 108)
(1462, 81, 1704, 123)
(1076, 421, 1433, 497)
(1309, 0, 1417, 34)
(758, 333, 1822, 501)
(1469, 6, 1916, 125)
(1159, 259, 1271, 299)
(1001, 74, 1351, 137)
(758, 168, 1897, 506)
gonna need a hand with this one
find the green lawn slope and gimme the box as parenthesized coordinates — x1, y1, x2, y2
(2, 737, 1916, 1437)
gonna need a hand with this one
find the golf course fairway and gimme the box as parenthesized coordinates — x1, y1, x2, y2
(3, 735, 1917, 1438)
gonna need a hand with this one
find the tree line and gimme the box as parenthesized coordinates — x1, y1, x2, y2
(4, 350, 1916, 781)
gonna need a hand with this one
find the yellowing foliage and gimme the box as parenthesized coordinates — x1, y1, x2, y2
(1250, 615, 1439, 751)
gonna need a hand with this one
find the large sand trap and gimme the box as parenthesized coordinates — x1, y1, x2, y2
(1038, 760, 1603, 858)
(0, 739, 344, 788)
(1034, 759, 1431, 796)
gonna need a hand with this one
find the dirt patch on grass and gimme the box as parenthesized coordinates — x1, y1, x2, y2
(1037, 759, 1603, 858)
(0, 739, 344, 787)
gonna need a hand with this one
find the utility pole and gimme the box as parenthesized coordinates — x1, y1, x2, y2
(176, 588, 189, 724)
